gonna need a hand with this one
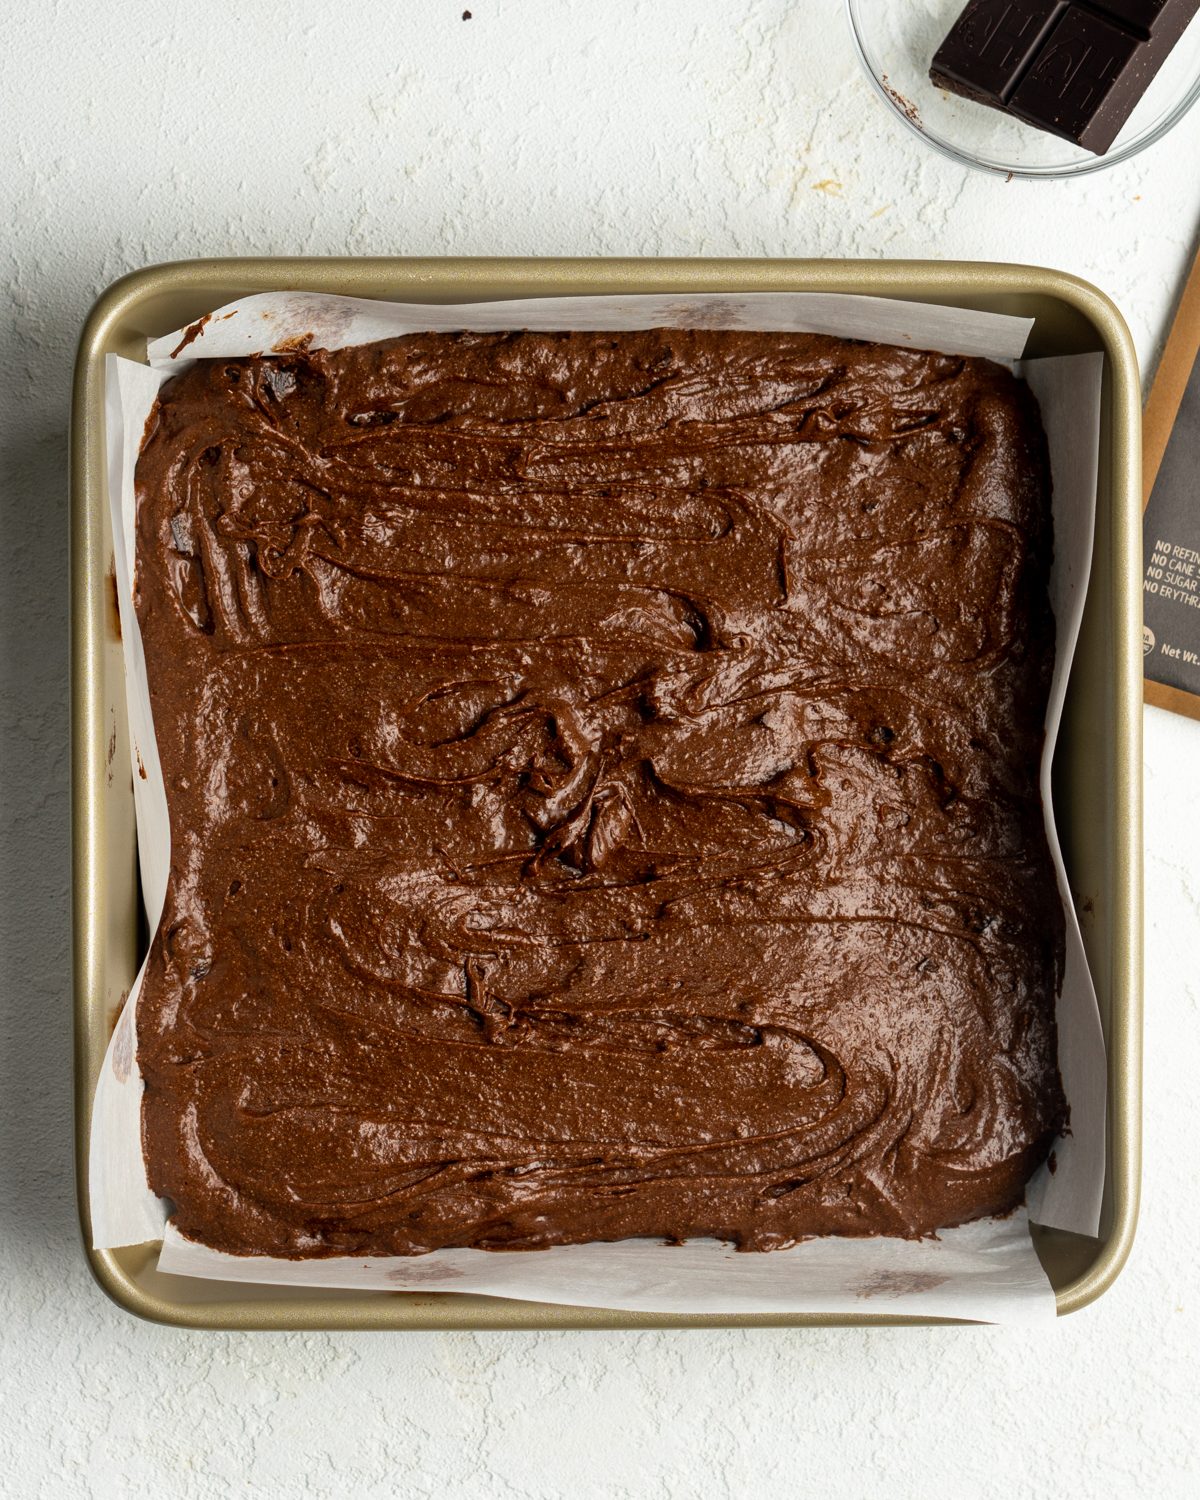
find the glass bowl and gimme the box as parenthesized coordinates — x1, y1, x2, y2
(845, 0, 1200, 179)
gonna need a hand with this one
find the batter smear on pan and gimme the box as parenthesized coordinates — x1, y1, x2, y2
(133, 329, 1065, 1256)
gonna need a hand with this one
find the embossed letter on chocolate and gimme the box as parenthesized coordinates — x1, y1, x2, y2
(930, 0, 1200, 154)
(134, 330, 1066, 1258)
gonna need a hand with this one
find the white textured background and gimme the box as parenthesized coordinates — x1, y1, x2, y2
(4, 2, 1200, 1495)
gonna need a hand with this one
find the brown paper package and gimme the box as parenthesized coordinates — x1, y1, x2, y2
(1143, 240, 1200, 721)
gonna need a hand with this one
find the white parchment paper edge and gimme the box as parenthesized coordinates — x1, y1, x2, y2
(90, 290, 1105, 1323)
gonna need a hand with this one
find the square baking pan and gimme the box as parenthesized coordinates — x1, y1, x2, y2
(72, 257, 1143, 1328)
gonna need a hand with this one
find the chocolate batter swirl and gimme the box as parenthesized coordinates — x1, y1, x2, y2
(133, 329, 1065, 1256)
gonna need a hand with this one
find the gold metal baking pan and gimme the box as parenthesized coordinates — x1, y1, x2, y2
(72, 258, 1142, 1329)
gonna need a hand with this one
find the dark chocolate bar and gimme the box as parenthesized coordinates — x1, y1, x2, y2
(930, 0, 1200, 155)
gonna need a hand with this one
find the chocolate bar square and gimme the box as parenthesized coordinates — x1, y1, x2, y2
(1095, 2, 1171, 37)
(930, 0, 1063, 106)
(1008, 10, 1144, 151)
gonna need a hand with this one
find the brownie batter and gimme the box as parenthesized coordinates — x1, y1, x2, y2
(133, 328, 1066, 1256)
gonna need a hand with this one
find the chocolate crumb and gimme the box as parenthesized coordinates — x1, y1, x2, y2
(106, 555, 122, 641)
(272, 332, 315, 355)
(881, 73, 923, 130)
(169, 313, 212, 360)
(108, 989, 130, 1038)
